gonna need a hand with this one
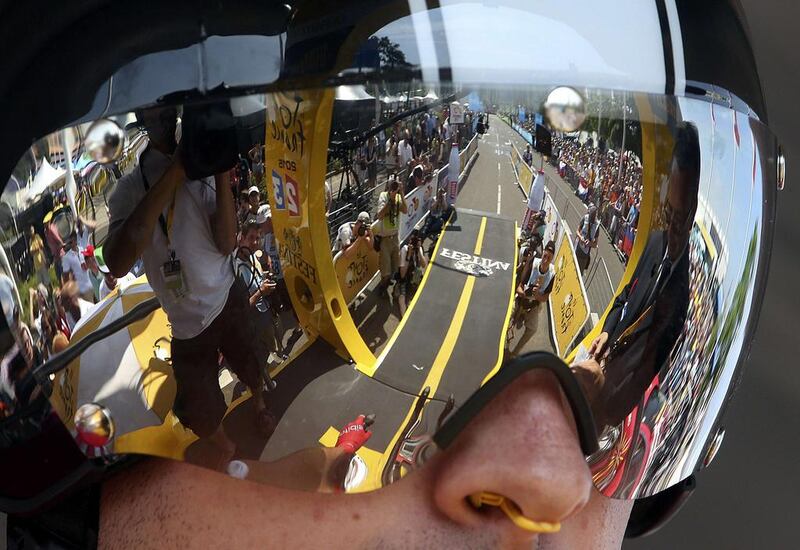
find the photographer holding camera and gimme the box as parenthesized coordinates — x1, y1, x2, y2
(395, 229, 428, 315)
(508, 240, 556, 358)
(104, 105, 275, 469)
(376, 174, 408, 295)
(333, 211, 372, 257)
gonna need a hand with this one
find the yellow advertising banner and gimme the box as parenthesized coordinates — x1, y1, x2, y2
(265, 89, 374, 366)
(510, 142, 534, 193)
(549, 229, 590, 357)
(333, 237, 380, 305)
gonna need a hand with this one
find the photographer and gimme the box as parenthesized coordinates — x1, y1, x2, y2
(422, 187, 452, 250)
(234, 221, 279, 360)
(332, 211, 372, 257)
(376, 175, 408, 295)
(395, 229, 428, 315)
(508, 240, 556, 358)
(104, 105, 275, 468)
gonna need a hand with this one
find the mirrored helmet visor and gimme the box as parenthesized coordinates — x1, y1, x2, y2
(0, 0, 780, 510)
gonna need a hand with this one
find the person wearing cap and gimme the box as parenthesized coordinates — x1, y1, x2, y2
(80, 244, 103, 301)
(508, 240, 557, 359)
(376, 175, 408, 295)
(241, 185, 262, 225)
(333, 211, 372, 258)
(61, 234, 95, 303)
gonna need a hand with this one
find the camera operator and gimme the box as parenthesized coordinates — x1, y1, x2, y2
(376, 175, 408, 295)
(332, 211, 372, 257)
(508, 240, 556, 358)
(103, 105, 275, 469)
(395, 230, 428, 316)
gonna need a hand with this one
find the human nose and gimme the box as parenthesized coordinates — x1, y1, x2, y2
(433, 370, 592, 539)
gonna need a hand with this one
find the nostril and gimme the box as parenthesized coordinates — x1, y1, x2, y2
(468, 492, 562, 534)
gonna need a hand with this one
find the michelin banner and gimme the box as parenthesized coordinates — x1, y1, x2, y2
(548, 223, 590, 357)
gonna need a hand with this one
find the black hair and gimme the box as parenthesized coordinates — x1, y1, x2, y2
(673, 122, 701, 189)
(544, 240, 556, 254)
(241, 220, 260, 236)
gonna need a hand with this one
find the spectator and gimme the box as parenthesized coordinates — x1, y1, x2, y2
(575, 205, 601, 273)
(333, 211, 372, 257)
(234, 221, 280, 360)
(59, 281, 94, 332)
(407, 165, 424, 189)
(61, 234, 95, 303)
(242, 186, 262, 225)
(385, 134, 399, 173)
(28, 226, 49, 288)
(395, 230, 428, 316)
(258, 205, 303, 359)
(522, 144, 533, 166)
(95, 248, 135, 301)
(376, 176, 408, 295)
(44, 214, 65, 282)
(398, 130, 414, 170)
(508, 241, 556, 358)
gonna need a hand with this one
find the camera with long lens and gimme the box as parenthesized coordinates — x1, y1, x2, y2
(180, 96, 266, 180)
(357, 224, 367, 237)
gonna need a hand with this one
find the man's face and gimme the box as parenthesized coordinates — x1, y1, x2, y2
(541, 249, 554, 267)
(242, 228, 261, 251)
(664, 160, 696, 260)
(140, 107, 178, 152)
(248, 192, 260, 208)
(101, 370, 632, 549)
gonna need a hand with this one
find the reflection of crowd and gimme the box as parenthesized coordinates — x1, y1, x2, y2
(643, 225, 720, 491)
(330, 104, 481, 310)
(552, 136, 643, 262)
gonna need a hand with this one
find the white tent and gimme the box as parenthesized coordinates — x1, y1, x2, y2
(424, 89, 439, 102)
(335, 84, 375, 102)
(27, 158, 65, 199)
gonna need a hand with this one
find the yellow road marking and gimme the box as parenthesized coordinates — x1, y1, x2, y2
(481, 220, 519, 386)
(376, 217, 487, 482)
(474, 216, 487, 255)
(358, 215, 454, 378)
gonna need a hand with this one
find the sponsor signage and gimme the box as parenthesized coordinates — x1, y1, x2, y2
(333, 237, 380, 305)
(548, 227, 590, 356)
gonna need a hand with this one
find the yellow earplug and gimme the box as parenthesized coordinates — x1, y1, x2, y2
(469, 492, 561, 534)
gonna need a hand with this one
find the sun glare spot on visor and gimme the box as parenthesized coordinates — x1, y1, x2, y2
(0, 1, 780, 513)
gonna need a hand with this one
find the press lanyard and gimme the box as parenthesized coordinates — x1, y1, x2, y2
(140, 151, 177, 251)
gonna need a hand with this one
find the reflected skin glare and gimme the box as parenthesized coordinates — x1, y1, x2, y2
(99, 371, 632, 549)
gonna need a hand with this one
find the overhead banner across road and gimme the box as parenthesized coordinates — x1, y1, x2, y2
(549, 223, 590, 357)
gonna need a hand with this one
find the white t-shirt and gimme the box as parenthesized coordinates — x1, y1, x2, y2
(577, 215, 601, 254)
(527, 259, 555, 300)
(398, 140, 413, 168)
(61, 249, 93, 295)
(108, 148, 235, 340)
(77, 225, 91, 253)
